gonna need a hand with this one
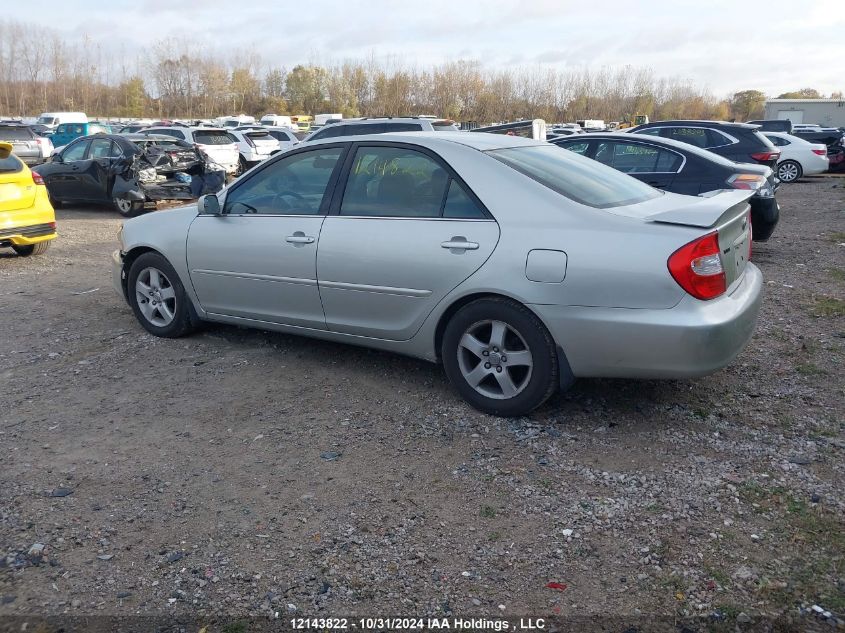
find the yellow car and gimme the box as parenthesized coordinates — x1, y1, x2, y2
(0, 141, 56, 256)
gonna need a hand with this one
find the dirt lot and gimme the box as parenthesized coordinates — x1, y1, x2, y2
(1, 179, 844, 630)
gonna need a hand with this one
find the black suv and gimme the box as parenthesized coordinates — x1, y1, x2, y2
(628, 120, 781, 169)
(747, 119, 793, 134)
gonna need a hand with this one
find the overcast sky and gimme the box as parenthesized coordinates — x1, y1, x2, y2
(8, 0, 844, 97)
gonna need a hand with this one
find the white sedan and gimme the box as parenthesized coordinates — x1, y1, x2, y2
(764, 131, 829, 183)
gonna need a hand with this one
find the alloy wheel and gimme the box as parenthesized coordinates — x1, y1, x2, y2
(134, 267, 177, 327)
(457, 319, 533, 400)
(778, 162, 799, 182)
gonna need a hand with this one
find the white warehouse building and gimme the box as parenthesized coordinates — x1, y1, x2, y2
(764, 99, 845, 127)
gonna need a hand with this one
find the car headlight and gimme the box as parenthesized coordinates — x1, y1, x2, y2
(117, 226, 124, 249)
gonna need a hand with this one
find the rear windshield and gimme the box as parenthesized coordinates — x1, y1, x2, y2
(432, 120, 459, 131)
(0, 126, 34, 140)
(37, 116, 56, 125)
(246, 131, 273, 140)
(0, 153, 23, 173)
(488, 145, 661, 209)
(194, 130, 234, 145)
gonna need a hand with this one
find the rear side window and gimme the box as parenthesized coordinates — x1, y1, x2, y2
(341, 146, 449, 217)
(0, 127, 35, 140)
(766, 135, 789, 147)
(384, 123, 424, 132)
(432, 120, 459, 131)
(193, 130, 231, 145)
(488, 145, 660, 209)
(594, 142, 682, 173)
(0, 153, 23, 173)
(663, 127, 709, 148)
(442, 180, 486, 219)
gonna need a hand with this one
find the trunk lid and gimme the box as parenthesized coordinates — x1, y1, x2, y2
(647, 190, 753, 293)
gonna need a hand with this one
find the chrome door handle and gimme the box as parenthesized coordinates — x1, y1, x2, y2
(286, 233, 315, 245)
(441, 238, 479, 251)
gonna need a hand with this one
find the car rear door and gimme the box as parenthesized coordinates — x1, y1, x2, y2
(592, 140, 682, 189)
(316, 142, 499, 341)
(186, 144, 346, 327)
(76, 137, 121, 202)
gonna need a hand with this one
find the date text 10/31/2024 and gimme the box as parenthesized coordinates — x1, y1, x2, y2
(290, 618, 547, 630)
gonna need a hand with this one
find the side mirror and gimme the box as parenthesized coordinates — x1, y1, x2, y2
(52, 153, 63, 163)
(199, 193, 221, 215)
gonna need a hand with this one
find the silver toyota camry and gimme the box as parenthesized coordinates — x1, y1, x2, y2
(112, 132, 762, 416)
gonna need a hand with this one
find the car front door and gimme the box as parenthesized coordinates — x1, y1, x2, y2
(593, 140, 682, 189)
(76, 137, 121, 202)
(43, 139, 90, 201)
(186, 144, 346, 327)
(316, 142, 500, 341)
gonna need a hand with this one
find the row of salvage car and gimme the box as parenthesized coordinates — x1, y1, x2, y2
(9, 116, 831, 235)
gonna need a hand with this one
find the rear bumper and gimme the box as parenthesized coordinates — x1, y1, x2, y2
(749, 196, 779, 241)
(0, 189, 57, 246)
(532, 264, 763, 379)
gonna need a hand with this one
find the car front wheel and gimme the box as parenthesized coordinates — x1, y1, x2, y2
(127, 252, 199, 338)
(442, 298, 559, 416)
(777, 160, 802, 183)
(113, 196, 145, 217)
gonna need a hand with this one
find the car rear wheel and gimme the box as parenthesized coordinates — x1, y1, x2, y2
(777, 160, 802, 183)
(127, 252, 199, 338)
(113, 196, 145, 217)
(442, 298, 559, 416)
(12, 241, 50, 256)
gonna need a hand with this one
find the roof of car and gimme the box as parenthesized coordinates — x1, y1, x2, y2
(637, 120, 759, 130)
(124, 133, 183, 141)
(307, 131, 543, 151)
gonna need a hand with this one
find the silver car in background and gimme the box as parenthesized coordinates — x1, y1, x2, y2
(112, 132, 762, 416)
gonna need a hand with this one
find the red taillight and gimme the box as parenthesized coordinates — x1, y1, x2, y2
(812, 148, 827, 156)
(31, 171, 44, 185)
(667, 232, 726, 301)
(750, 150, 780, 162)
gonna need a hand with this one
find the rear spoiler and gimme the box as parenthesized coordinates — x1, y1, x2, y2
(647, 189, 754, 229)
(0, 141, 12, 159)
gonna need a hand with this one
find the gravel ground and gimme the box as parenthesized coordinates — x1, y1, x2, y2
(1, 179, 843, 630)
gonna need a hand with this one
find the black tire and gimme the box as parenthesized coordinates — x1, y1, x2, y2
(237, 155, 249, 176)
(113, 196, 145, 217)
(441, 297, 559, 417)
(777, 160, 802, 183)
(12, 241, 51, 256)
(127, 252, 200, 338)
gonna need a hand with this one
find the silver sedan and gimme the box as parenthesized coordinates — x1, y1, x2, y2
(112, 132, 762, 416)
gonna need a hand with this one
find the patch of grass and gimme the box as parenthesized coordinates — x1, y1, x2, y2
(795, 362, 828, 376)
(645, 503, 665, 513)
(222, 622, 248, 633)
(828, 231, 845, 243)
(714, 603, 741, 620)
(692, 407, 710, 419)
(479, 505, 497, 519)
(704, 565, 730, 586)
(811, 296, 845, 317)
(487, 531, 502, 542)
(829, 268, 845, 282)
